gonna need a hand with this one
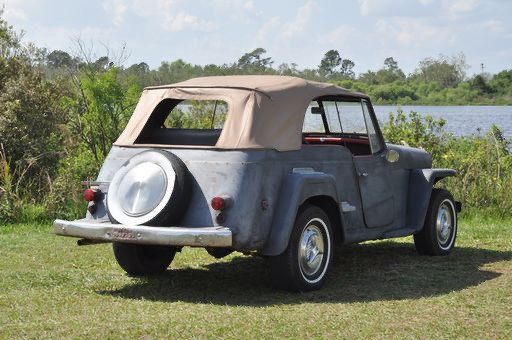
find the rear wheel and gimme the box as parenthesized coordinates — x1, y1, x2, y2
(270, 204, 333, 292)
(414, 189, 457, 256)
(113, 243, 177, 276)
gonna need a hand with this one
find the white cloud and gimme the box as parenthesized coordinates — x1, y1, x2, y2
(358, 0, 407, 16)
(23, 24, 71, 52)
(324, 25, 357, 45)
(481, 19, 505, 33)
(167, 12, 198, 32)
(358, 0, 433, 17)
(2, 0, 511, 75)
(358, 0, 370, 16)
(209, 0, 255, 12)
(206, 0, 261, 21)
(282, 0, 315, 38)
(244, 1, 255, 11)
(375, 18, 450, 46)
(357, 0, 479, 22)
(131, 0, 178, 18)
(103, 0, 128, 26)
(257, 17, 280, 43)
(165, 11, 216, 32)
(442, 0, 479, 20)
(3, 7, 27, 21)
(443, 0, 479, 13)
(1, 0, 37, 21)
(125, 0, 216, 32)
(257, 1, 316, 43)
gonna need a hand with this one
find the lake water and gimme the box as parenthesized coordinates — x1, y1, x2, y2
(373, 105, 512, 140)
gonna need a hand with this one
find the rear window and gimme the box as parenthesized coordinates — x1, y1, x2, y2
(135, 99, 229, 146)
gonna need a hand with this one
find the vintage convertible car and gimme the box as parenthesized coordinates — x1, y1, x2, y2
(54, 76, 461, 291)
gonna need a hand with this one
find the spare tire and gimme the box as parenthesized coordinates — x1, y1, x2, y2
(107, 150, 191, 226)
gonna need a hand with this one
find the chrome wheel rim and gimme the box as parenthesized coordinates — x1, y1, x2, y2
(299, 222, 325, 277)
(436, 200, 454, 247)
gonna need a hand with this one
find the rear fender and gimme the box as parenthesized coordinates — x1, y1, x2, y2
(407, 168, 456, 232)
(259, 171, 338, 256)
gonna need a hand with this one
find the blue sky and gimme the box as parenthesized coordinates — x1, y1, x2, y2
(2, 0, 512, 76)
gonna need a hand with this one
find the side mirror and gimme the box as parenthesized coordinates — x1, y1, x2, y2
(386, 149, 400, 163)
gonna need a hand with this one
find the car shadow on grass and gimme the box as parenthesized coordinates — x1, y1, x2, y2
(100, 242, 511, 306)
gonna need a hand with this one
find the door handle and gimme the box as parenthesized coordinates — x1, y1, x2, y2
(358, 172, 368, 177)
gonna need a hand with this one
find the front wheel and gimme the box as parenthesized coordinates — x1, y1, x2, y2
(112, 243, 177, 276)
(414, 189, 458, 256)
(270, 204, 333, 292)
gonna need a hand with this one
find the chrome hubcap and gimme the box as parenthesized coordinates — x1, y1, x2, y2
(436, 201, 453, 246)
(299, 224, 324, 277)
(118, 162, 168, 217)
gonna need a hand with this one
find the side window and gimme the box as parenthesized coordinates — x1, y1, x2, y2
(337, 101, 368, 135)
(303, 101, 325, 133)
(362, 100, 384, 154)
(302, 97, 383, 156)
(322, 101, 342, 133)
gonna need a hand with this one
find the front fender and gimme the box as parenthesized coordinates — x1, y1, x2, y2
(259, 171, 338, 256)
(406, 168, 456, 232)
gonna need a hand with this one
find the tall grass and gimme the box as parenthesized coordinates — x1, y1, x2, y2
(0, 144, 51, 224)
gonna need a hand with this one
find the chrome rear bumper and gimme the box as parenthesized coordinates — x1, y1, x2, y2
(53, 219, 233, 247)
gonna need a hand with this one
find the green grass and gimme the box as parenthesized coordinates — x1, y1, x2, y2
(1, 218, 511, 338)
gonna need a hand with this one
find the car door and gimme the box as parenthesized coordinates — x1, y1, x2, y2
(353, 154, 395, 228)
(340, 100, 396, 228)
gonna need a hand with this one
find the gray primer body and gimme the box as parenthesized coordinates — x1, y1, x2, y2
(88, 141, 452, 256)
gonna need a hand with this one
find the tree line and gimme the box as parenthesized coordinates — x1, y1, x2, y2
(0, 13, 511, 223)
(45, 45, 512, 106)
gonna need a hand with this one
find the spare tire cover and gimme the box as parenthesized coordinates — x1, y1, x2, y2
(107, 150, 191, 226)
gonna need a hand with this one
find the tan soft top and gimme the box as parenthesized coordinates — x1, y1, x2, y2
(115, 75, 368, 151)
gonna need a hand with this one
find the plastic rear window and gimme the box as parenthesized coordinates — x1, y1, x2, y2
(135, 99, 228, 146)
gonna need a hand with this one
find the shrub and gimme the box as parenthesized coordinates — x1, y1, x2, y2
(383, 110, 448, 160)
(383, 112, 512, 217)
(45, 147, 100, 220)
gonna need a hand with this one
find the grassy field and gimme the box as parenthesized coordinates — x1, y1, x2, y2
(1, 218, 511, 338)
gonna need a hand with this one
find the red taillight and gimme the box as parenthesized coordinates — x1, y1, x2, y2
(84, 188, 96, 202)
(211, 196, 226, 211)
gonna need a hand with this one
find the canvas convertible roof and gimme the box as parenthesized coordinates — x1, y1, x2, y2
(114, 75, 368, 151)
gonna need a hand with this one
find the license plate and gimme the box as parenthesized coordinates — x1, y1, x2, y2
(109, 228, 138, 241)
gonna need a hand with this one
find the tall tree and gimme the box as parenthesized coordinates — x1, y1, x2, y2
(340, 59, 355, 78)
(47, 50, 74, 68)
(384, 57, 399, 72)
(237, 48, 273, 73)
(64, 67, 140, 163)
(319, 50, 341, 77)
(414, 54, 469, 87)
(489, 70, 512, 95)
(377, 57, 406, 83)
(319, 50, 355, 79)
(277, 62, 299, 76)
